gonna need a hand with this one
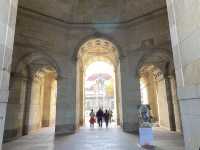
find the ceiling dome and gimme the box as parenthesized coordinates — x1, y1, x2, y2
(19, 0, 166, 24)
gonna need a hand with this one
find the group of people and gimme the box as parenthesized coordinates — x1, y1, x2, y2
(89, 108, 113, 128)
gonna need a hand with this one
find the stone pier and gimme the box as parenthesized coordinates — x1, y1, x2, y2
(0, 0, 18, 149)
(167, 0, 200, 149)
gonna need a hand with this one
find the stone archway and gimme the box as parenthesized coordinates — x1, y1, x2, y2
(72, 33, 126, 62)
(3, 52, 59, 142)
(75, 38, 123, 127)
(137, 49, 182, 132)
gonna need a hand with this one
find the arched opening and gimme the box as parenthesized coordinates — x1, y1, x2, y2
(139, 65, 172, 129)
(76, 38, 122, 128)
(138, 51, 182, 133)
(84, 61, 117, 126)
(23, 67, 57, 134)
(3, 54, 58, 142)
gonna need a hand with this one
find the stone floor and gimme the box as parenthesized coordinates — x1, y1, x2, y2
(3, 126, 185, 150)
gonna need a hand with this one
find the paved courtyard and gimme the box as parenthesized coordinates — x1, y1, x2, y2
(3, 127, 184, 150)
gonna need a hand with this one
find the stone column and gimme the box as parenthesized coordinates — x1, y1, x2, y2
(0, 0, 18, 149)
(120, 57, 141, 133)
(79, 69, 84, 126)
(169, 74, 182, 132)
(154, 73, 171, 129)
(75, 60, 83, 128)
(3, 73, 28, 142)
(115, 67, 121, 125)
(164, 74, 176, 131)
(42, 74, 54, 127)
(170, 74, 182, 133)
(167, 0, 200, 149)
(22, 74, 32, 135)
(55, 61, 76, 135)
(28, 73, 44, 132)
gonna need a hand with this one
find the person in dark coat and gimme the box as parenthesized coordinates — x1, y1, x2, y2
(96, 108, 104, 127)
(104, 110, 110, 128)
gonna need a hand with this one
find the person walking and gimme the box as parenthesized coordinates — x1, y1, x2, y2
(96, 108, 104, 127)
(108, 109, 113, 123)
(104, 110, 110, 128)
(89, 109, 96, 128)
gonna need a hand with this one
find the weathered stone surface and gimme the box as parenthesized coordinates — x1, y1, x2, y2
(2, 0, 200, 149)
(7, 6, 172, 140)
(0, 1, 18, 149)
(166, 0, 200, 149)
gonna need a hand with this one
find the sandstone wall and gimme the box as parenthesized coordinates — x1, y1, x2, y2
(167, 0, 200, 149)
(5, 5, 172, 138)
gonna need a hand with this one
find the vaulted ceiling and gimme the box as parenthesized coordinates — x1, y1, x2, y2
(78, 38, 119, 67)
(18, 0, 166, 24)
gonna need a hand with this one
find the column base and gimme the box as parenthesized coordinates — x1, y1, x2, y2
(122, 122, 139, 134)
(55, 124, 76, 136)
(42, 120, 50, 127)
(3, 128, 19, 143)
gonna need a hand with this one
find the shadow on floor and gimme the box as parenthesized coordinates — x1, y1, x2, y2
(3, 127, 185, 150)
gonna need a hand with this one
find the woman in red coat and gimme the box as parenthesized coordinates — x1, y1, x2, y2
(89, 109, 96, 128)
